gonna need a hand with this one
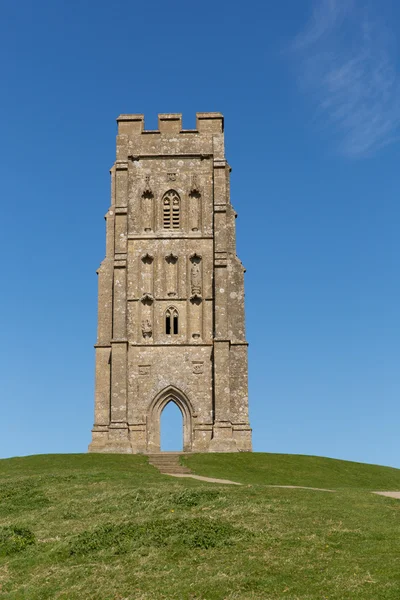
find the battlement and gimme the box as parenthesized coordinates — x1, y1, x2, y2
(116, 112, 224, 135)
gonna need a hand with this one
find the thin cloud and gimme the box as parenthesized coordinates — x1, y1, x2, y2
(292, 0, 400, 157)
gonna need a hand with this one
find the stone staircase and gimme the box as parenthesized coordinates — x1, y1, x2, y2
(148, 453, 192, 475)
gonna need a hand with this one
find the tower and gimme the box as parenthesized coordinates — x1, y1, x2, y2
(89, 113, 252, 453)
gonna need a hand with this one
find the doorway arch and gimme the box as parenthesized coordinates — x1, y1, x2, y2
(147, 386, 193, 452)
(160, 401, 183, 451)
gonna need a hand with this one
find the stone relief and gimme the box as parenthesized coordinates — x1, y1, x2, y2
(140, 293, 154, 304)
(165, 252, 178, 264)
(191, 262, 202, 295)
(142, 252, 153, 265)
(190, 174, 200, 194)
(139, 365, 151, 376)
(141, 319, 152, 338)
(192, 361, 204, 374)
(190, 254, 202, 300)
(143, 175, 152, 195)
(141, 253, 153, 264)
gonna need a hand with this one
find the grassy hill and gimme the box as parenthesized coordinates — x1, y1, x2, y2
(0, 453, 399, 600)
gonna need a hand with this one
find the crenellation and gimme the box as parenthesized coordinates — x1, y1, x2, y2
(117, 114, 144, 135)
(196, 112, 224, 133)
(89, 112, 252, 454)
(158, 113, 182, 133)
(116, 112, 223, 137)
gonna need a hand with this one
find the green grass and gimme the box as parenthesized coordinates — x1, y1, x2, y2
(0, 453, 399, 599)
(183, 452, 400, 490)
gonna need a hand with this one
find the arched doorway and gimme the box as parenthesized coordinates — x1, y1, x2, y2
(147, 386, 193, 453)
(160, 401, 183, 451)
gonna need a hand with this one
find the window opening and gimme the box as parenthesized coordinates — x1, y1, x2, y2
(166, 307, 179, 336)
(163, 191, 180, 229)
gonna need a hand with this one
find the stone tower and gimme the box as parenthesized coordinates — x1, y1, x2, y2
(89, 113, 252, 453)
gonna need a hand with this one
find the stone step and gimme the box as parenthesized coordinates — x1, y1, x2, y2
(148, 458, 183, 462)
(147, 454, 186, 459)
(148, 458, 186, 463)
(147, 453, 192, 475)
(157, 469, 192, 474)
(150, 464, 188, 469)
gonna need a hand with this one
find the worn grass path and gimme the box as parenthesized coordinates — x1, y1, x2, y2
(1, 453, 400, 599)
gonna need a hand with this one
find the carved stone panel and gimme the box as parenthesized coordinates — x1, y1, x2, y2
(189, 296, 202, 340)
(190, 253, 202, 299)
(141, 253, 154, 297)
(138, 365, 151, 376)
(141, 193, 154, 232)
(141, 318, 152, 339)
(189, 191, 201, 232)
(165, 253, 178, 297)
(141, 175, 154, 232)
(192, 361, 204, 374)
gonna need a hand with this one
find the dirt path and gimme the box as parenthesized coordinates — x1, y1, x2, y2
(166, 472, 400, 498)
(167, 473, 242, 485)
(372, 491, 400, 499)
(264, 484, 335, 492)
(167, 474, 335, 491)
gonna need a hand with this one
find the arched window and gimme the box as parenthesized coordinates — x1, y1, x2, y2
(163, 190, 180, 229)
(165, 307, 179, 335)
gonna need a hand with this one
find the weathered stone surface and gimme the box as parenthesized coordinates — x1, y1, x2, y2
(88, 113, 252, 454)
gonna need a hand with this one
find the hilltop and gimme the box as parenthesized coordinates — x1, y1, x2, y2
(1, 453, 399, 599)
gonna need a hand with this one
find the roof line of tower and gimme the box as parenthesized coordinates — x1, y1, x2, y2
(116, 113, 224, 135)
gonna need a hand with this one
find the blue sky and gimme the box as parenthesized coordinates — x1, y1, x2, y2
(1, 0, 400, 467)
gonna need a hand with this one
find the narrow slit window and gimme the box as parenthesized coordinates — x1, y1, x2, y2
(166, 307, 179, 336)
(163, 191, 180, 230)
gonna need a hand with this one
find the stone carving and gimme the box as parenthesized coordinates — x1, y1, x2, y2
(192, 361, 204, 374)
(190, 174, 200, 194)
(165, 253, 178, 297)
(167, 172, 177, 181)
(141, 253, 153, 264)
(141, 181, 154, 231)
(189, 188, 201, 231)
(140, 293, 154, 304)
(143, 175, 152, 195)
(141, 254, 154, 298)
(139, 365, 151, 376)
(141, 319, 152, 338)
(191, 262, 202, 296)
(165, 252, 178, 264)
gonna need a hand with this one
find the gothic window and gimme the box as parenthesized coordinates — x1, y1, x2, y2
(163, 190, 180, 229)
(165, 307, 179, 335)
